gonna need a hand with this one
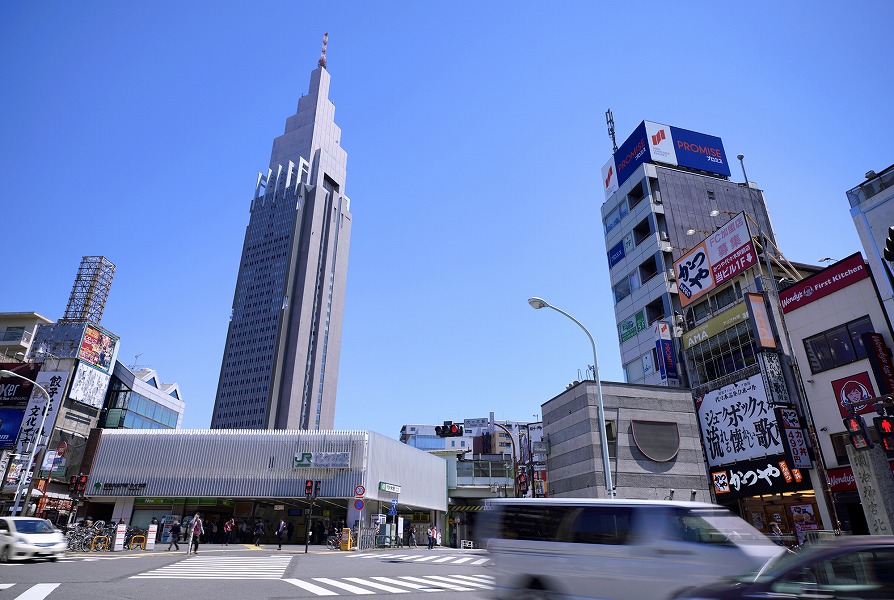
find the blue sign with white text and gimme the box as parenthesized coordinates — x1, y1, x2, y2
(608, 240, 625, 268)
(0, 408, 25, 449)
(669, 126, 731, 177)
(614, 121, 650, 190)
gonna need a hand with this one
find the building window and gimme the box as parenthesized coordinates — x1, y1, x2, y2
(614, 277, 632, 304)
(804, 316, 873, 374)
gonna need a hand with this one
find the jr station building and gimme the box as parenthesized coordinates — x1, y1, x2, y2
(79, 428, 446, 544)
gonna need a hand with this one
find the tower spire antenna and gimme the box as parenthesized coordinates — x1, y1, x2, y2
(318, 32, 328, 68)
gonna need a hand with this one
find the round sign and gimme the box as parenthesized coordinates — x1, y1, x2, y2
(354, 499, 365, 511)
(354, 485, 366, 497)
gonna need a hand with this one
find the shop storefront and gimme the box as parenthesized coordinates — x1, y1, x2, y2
(79, 429, 446, 545)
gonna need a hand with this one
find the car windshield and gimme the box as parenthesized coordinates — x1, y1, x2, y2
(14, 519, 55, 534)
(688, 508, 773, 544)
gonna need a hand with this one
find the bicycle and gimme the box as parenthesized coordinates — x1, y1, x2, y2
(326, 535, 340, 550)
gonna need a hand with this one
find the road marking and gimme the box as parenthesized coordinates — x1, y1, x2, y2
(0, 583, 15, 589)
(424, 575, 493, 589)
(469, 558, 489, 565)
(451, 557, 474, 564)
(313, 578, 377, 594)
(131, 555, 292, 579)
(412, 556, 438, 562)
(399, 576, 473, 591)
(432, 556, 455, 563)
(283, 578, 339, 595)
(12, 583, 60, 600)
(343, 577, 410, 593)
(370, 576, 439, 591)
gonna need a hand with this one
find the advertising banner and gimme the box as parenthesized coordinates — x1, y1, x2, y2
(0, 364, 42, 408)
(830, 372, 876, 418)
(745, 292, 777, 350)
(14, 371, 68, 457)
(78, 324, 119, 374)
(608, 240, 625, 269)
(862, 332, 894, 395)
(645, 121, 677, 166)
(620, 310, 646, 343)
(602, 156, 618, 200)
(696, 373, 784, 467)
(674, 212, 756, 308)
(69, 362, 111, 409)
(827, 462, 894, 492)
(683, 302, 749, 350)
(615, 121, 650, 189)
(668, 126, 731, 177)
(774, 407, 811, 470)
(0, 408, 26, 448)
(779, 253, 868, 314)
(710, 454, 809, 501)
(293, 451, 351, 468)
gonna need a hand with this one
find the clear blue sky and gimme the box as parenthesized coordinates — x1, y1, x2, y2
(2, 2, 891, 435)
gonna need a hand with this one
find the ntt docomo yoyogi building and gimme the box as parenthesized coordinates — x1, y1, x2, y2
(79, 428, 446, 534)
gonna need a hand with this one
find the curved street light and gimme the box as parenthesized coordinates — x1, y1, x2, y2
(527, 298, 615, 498)
(0, 370, 52, 516)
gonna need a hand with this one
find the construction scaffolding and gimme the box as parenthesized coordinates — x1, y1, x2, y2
(59, 256, 116, 324)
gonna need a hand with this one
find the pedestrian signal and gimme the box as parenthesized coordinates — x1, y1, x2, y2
(873, 416, 894, 452)
(305, 479, 314, 496)
(843, 415, 874, 450)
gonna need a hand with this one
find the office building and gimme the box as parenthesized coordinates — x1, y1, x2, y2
(600, 121, 776, 388)
(102, 363, 184, 430)
(211, 58, 352, 431)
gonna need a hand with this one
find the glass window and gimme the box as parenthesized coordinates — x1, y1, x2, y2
(605, 207, 620, 234)
(826, 325, 856, 365)
(848, 316, 873, 360)
(614, 277, 632, 303)
(625, 355, 646, 383)
(803, 316, 875, 374)
(569, 506, 632, 544)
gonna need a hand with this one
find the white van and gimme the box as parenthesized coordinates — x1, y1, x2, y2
(482, 498, 785, 600)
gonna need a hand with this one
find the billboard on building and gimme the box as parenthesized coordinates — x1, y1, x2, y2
(0, 364, 42, 408)
(14, 371, 68, 456)
(710, 454, 809, 500)
(78, 324, 119, 374)
(0, 408, 26, 448)
(778, 253, 869, 314)
(830, 372, 876, 418)
(620, 310, 647, 343)
(745, 293, 777, 350)
(683, 302, 749, 350)
(68, 362, 111, 409)
(696, 373, 784, 467)
(653, 321, 678, 385)
(674, 212, 757, 308)
(608, 240, 625, 268)
(605, 121, 731, 197)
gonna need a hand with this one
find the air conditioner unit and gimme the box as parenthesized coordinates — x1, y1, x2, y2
(659, 232, 669, 242)
(667, 269, 676, 282)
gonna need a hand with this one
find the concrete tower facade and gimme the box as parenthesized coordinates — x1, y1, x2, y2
(211, 64, 352, 431)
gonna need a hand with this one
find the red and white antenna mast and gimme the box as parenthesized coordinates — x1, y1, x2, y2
(318, 32, 328, 68)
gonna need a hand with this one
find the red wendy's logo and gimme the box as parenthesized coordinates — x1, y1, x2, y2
(651, 130, 666, 145)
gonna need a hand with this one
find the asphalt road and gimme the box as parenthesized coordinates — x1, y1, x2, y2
(0, 544, 494, 600)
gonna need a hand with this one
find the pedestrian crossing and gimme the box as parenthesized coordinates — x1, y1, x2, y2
(345, 553, 490, 566)
(130, 555, 293, 579)
(0, 583, 60, 600)
(283, 573, 494, 595)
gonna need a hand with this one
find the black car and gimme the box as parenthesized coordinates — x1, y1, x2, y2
(674, 536, 894, 600)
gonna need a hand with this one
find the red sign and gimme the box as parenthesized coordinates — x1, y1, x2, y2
(863, 333, 894, 395)
(827, 462, 894, 492)
(779, 253, 869, 313)
(830, 372, 876, 418)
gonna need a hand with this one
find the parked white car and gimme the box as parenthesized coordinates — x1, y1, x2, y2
(0, 517, 67, 562)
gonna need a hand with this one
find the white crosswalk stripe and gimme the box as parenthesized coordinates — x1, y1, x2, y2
(282, 574, 494, 596)
(344, 553, 490, 566)
(131, 555, 292, 579)
(7, 583, 60, 600)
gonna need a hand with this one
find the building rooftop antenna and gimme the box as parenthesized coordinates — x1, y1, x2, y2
(318, 32, 328, 69)
(606, 109, 618, 152)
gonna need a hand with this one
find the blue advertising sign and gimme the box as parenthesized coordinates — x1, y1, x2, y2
(614, 121, 650, 189)
(655, 339, 667, 380)
(661, 338, 678, 380)
(668, 126, 731, 177)
(0, 408, 26, 448)
(608, 240, 625, 268)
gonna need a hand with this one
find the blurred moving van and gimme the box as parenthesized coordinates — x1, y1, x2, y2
(482, 498, 784, 600)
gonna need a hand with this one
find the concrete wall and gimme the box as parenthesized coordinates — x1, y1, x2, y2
(543, 380, 709, 500)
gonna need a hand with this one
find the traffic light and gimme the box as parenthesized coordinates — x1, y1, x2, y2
(69, 476, 77, 494)
(884, 226, 894, 262)
(843, 414, 874, 450)
(314, 480, 321, 496)
(305, 479, 314, 496)
(435, 421, 464, 437)
(873, 415, 894, 451)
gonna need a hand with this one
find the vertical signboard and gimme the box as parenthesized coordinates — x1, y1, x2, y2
(602, 156, 618, 200)
(14, 371, 69, 457)
(774, 407, 811, 470)
(745, 293, 777, 350)
(653, 320, 678, 386)
(863, 332, 894, 395)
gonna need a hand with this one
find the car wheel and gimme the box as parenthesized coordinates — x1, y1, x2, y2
(0, 545, 9, 563)
(517, 580, 555, 600)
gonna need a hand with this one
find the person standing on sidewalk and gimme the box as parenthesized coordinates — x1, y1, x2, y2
(276, 518, 287, 550)
(187, 513, 204, 555)
(166, 519, 181, 551)
(427, 524, 436, 550)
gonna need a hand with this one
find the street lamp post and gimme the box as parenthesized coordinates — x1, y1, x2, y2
(527, 298, 615, 498)
(0, 370, 52, 516)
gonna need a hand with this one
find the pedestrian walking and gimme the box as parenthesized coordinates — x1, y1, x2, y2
(408, 525, 417, 548)
(427, 524, 436, 550)
(166, 519, 181, 551)
(253, 519, 265, 546)
(187, 512, 204, 554)
(277, 518, 287, 550)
